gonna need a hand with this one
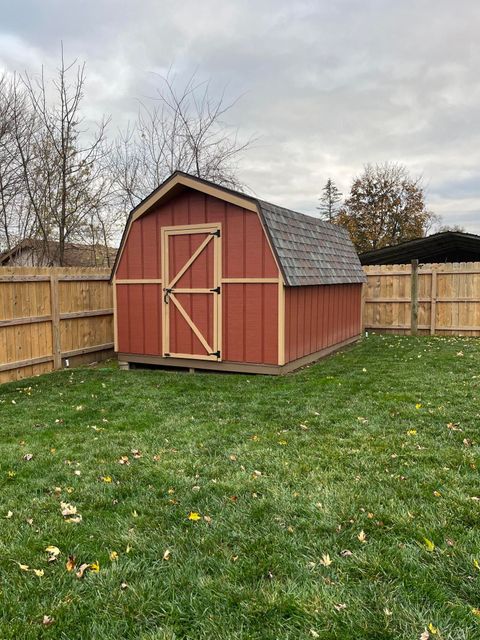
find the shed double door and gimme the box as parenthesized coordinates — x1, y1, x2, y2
(161, 224, 222, 361)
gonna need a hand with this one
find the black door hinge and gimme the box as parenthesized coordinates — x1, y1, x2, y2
(210, 350, 221, 358)
(210, 286, 221, 294)
(210, 229, 220, 237)
(164, 352, 170, 357)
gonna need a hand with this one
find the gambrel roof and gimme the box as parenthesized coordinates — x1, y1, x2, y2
(112, 171, 365, 287)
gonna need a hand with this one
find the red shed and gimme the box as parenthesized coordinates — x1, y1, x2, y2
(111, 172, 365, 374)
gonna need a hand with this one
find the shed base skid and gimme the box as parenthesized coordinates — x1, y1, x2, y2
(117, 335, 360, 376)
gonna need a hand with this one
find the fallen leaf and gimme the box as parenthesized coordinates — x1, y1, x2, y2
(120, 582, 128, 590)
(109, 551, 118, 562)
(75, 563, 90, 579)
(407, 429, 417, 436)
(42, 615, 54, 626)
(60, 502, 77, 517)
(188, 511, 201, 521)
(474, 559, 480, 571)
(101, 476, 112, 483)
(16, 562, 29, 572)
(428, 623, 438, 635)
(415, 403, 422, 409)
(357, 530, 367, 543)
(23, 453, 34, 461)
(90, 560, 100, 573)
(5, 510, 13, 519)
(45, 546, 61, 562)
(33, 569, 44, 577)
(447, 422, 461, 431)
(423, 537, 435, 552)
(66, 555, 76, 572)
(163, 549, 171, 561)
(125, 544, 132, 553)
(320, 553, 332, 567)
(334, 603, 347, 611)
(310, 630, 319, 638)
(340, 549, 353, 557)
(131, 449, 142, 459)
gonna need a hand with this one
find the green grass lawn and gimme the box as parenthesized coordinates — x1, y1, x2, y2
(0, 335, 479, 639)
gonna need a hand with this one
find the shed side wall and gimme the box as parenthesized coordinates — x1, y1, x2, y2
(284, 283, 362, 363)
(115, 190, 280, 364)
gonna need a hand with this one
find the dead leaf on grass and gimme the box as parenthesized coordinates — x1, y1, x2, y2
(319, 553, 332, 567)
(357, 530, 367, 543)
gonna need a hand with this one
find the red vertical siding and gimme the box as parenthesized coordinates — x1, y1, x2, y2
(116, 189, 279, 364)
(284, 284, 362, 363)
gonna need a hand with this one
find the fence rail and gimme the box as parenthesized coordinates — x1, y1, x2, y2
(363, 262, 480, 336)
(0, 267, 113, 384)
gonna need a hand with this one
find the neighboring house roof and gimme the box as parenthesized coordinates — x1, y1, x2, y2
(358, 231, 480, 265)
(112, 171, 365, 286)
(0, 239, 117, 267)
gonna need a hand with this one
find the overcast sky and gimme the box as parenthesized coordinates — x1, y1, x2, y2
(1, 0, 479, 231)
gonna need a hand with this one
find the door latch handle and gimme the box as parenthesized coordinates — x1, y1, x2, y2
(163, 287, 173, 304)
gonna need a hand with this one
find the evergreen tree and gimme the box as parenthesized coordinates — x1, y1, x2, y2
(318, 179, 342, 221)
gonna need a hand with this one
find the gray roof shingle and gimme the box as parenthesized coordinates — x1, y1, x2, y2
(257, 200, 365, 286)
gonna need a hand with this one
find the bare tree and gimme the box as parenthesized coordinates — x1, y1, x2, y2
(0, 74, 37, 251)
(13, 46, 112, 265)
(111, 72, 253, 215)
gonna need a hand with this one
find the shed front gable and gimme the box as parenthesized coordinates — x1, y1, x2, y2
(115, 188, 280, 282)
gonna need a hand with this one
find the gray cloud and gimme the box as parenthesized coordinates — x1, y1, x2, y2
(0, 0, 479, 230)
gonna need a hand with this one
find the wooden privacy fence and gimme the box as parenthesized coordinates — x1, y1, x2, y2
(363, 262, 480, 336)
(0, 267, 113, 384)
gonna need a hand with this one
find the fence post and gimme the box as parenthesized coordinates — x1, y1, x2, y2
(410, 259, 419, 335)
(430, 267, 437, 335)
(50, 275, 61, 369)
